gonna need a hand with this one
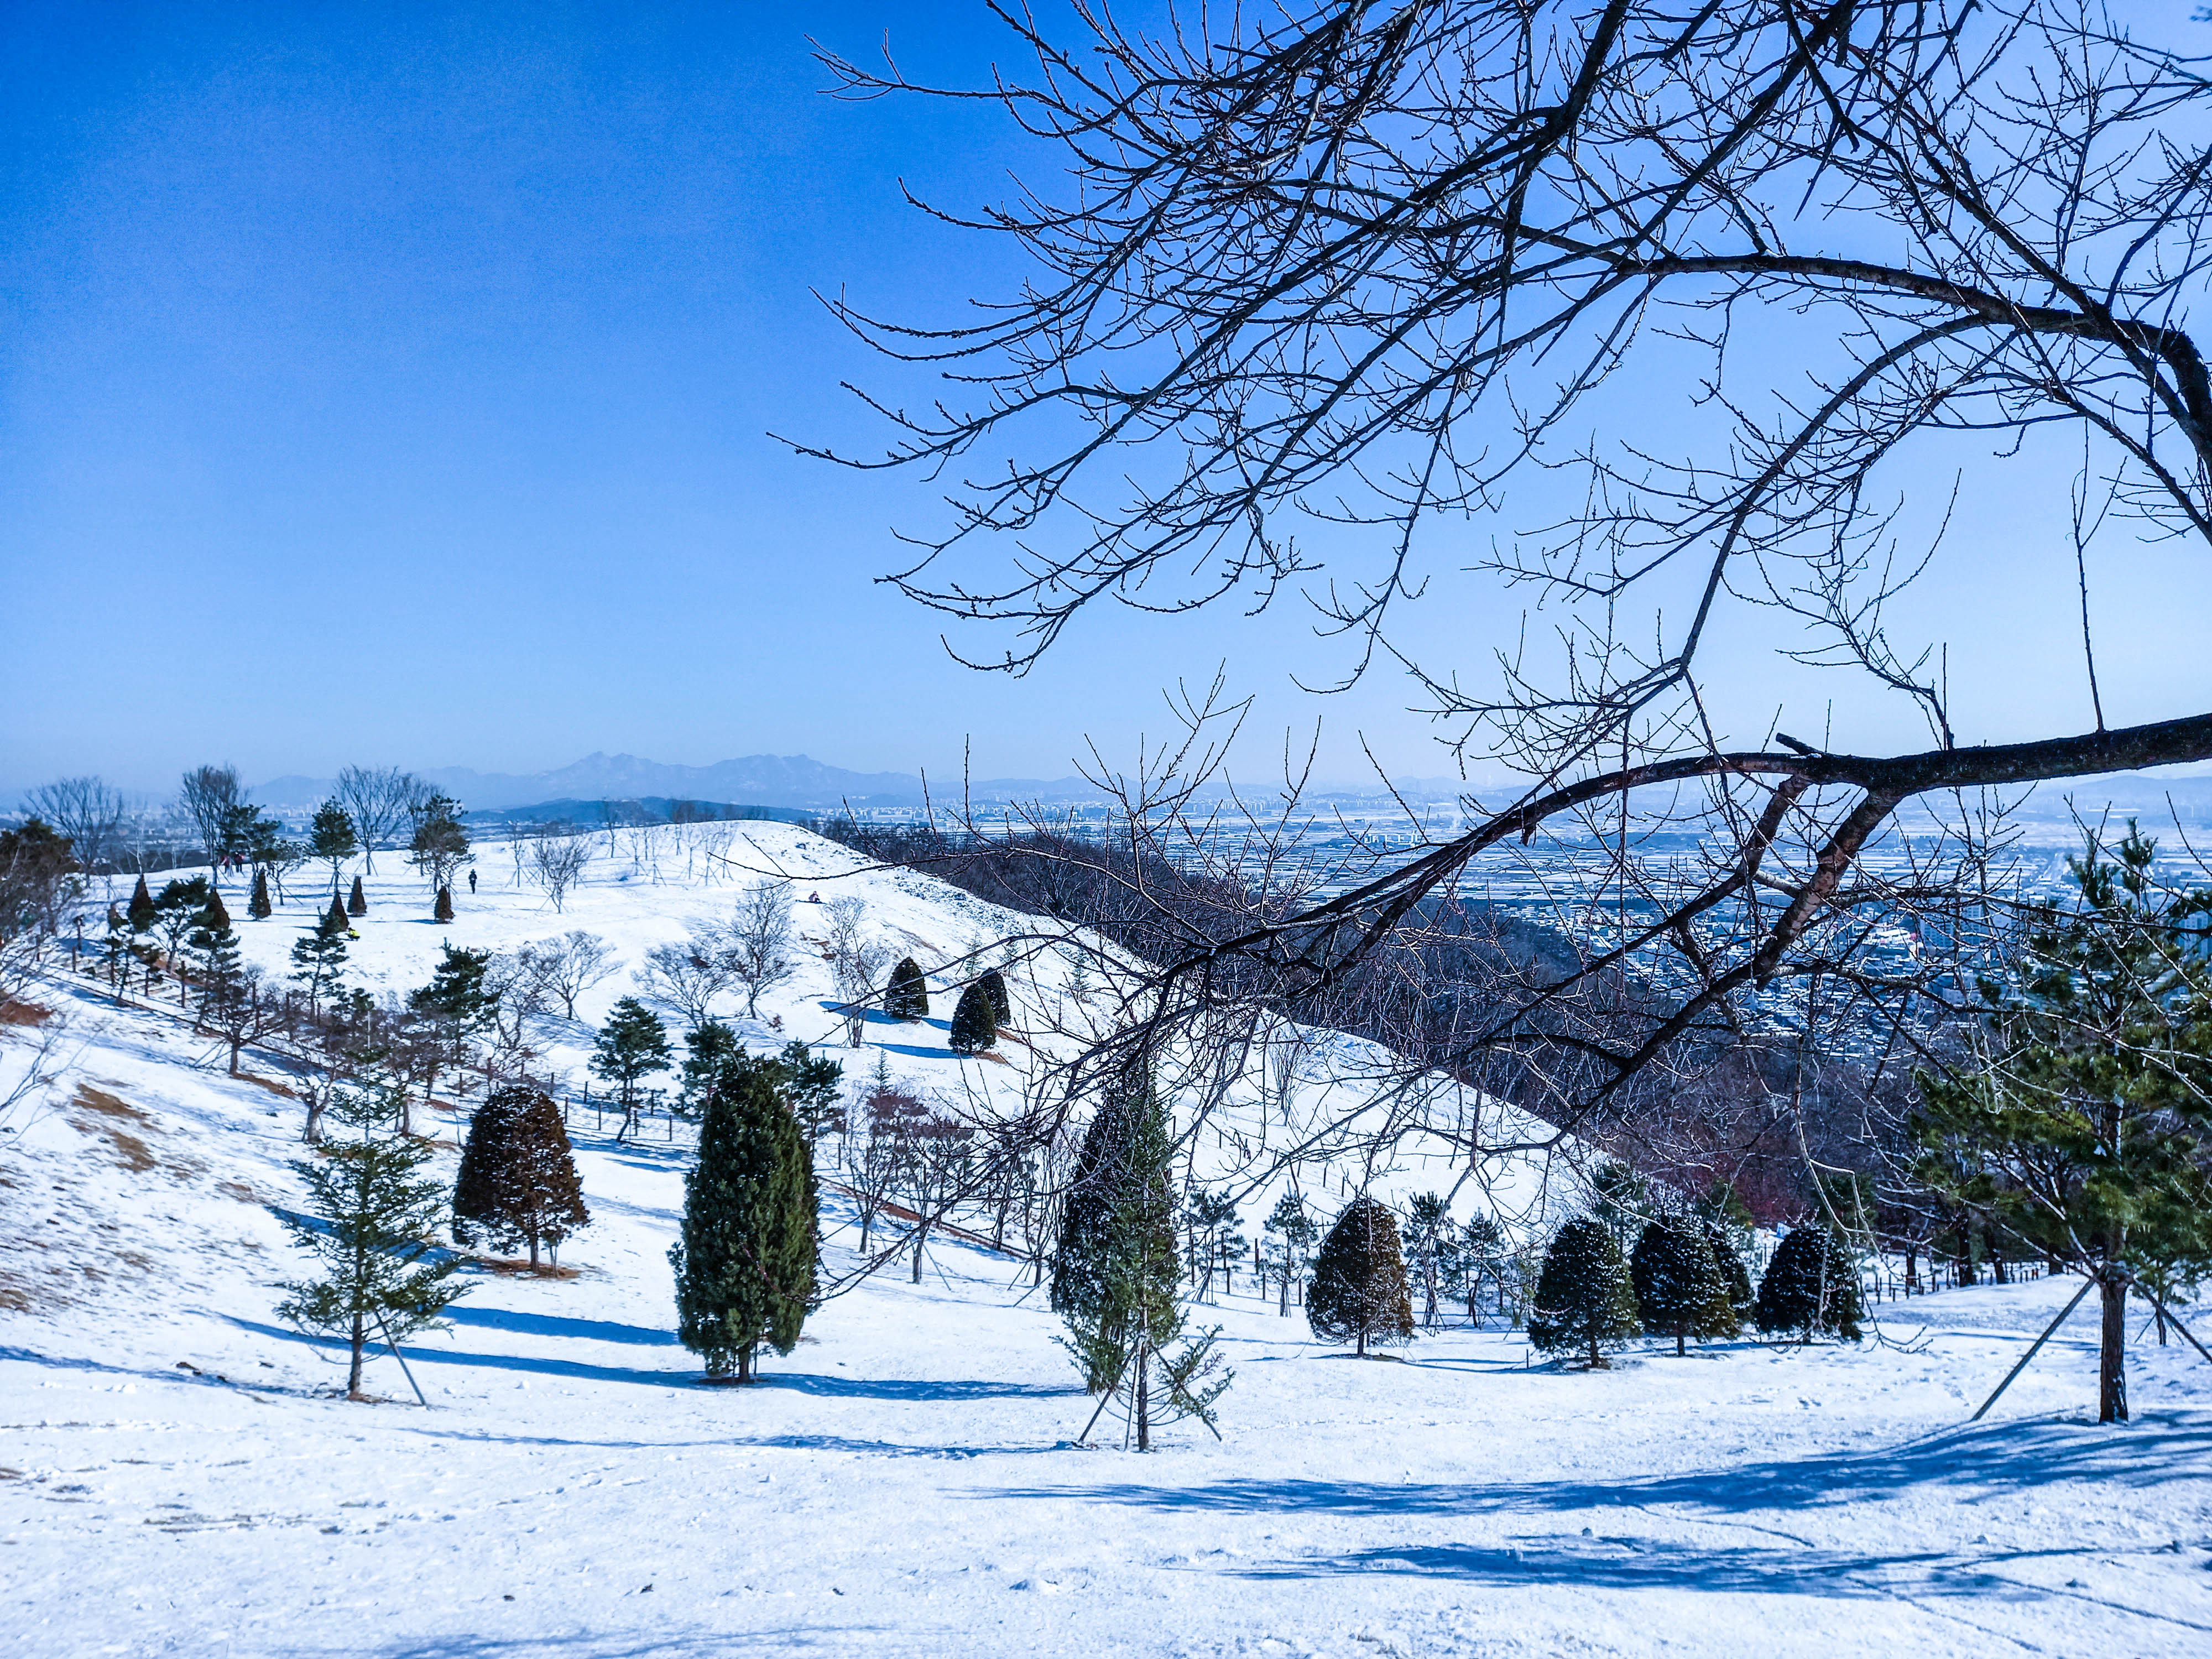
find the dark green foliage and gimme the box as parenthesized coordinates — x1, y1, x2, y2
(127, 874, 156, 934)
(977, 966, 1011, 1024)
(276, 1130, 464, 1397)
(948, 981, 999, 1053)
(453, 1085, 590, 1269)
(1308, 1195, 1415, 1355)
(289, 900, 351, 1012)
(1916, 825, 2212, 1421)
(670, 1060, 818, 1381)
(592, 996, 672, 1139)
(1528, 1215, 1640, 1368)
(1755, 1224, 1865, 1342)
(1048, 1058, 1225, 1444)
(434, 884, 455, 924)
(347, 875, 367, 916)
(410, 944, 497, 1063)
(0, 817, 81, 936)
(1261, 1191, 1318, 1312)
(770, 1040, 844, 1139)
(310, 800, 358, 891)
(1703, 1220, 1755, 1319)
(199, 888, 231, 934)
(148, 878, 214, 998)
(249, 869, 273, 919)
(1630, 1216, 1738, 1354)
(408, 795, 472, 895)
(1589, 1159, 1652, 1246)
(1401, 1193, 1457, 1327)
(324, 895, 349, 935)
(884, 955, 928, 1021)
(677, 1021, 743, 1119)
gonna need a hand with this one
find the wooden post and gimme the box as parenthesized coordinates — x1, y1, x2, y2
(1970, 1277, 2095, 1422)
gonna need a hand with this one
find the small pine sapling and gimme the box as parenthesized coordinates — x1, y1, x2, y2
(948, 981, 999, 1054)
(434, 884, 455, 924)
(884, 956, 929, 1021)
(249, 868, 273, 920)
(309, 799, 358, 894)
(1307, 1195, 1415, 1355)
(591, 996, 672, 1141)
(977, 966, 1011, 1024)
(1755, 1224, 1866, 1343)
(348, 875, 368, 916)
(1528, 1215, 1640, 1368)
(1630, 1215, 1738, 1354)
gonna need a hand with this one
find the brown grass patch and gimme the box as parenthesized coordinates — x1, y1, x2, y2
(72, 1085, 150, 1124)
(69, 1086, 159, 1172)
(216, 1180, 260, 1205)
(0, 999, 51, 1026)
(470, 1256, 581, 1280)
(234, 1072, 298, 1100)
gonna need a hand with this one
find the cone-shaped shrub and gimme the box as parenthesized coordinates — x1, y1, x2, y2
(1630, 1216, 1738, 1355)
(199, 889, 232, 934)
(1051, 1060, 1171, 1391)
(249, 869, 273, 919)
(977, 967, 1011, 1024)
(434, 885, 455, 924)
(1755, 1224, 1865, 1342)
(1307, 1195, 1415, 1356)
(127, 875, 156, 933)
(347, 875, 367, 916)
(884, 956, 928, 1021)
(1528, 1215, 1640, 1368)
(324, 895, 349, 936)
(1703, 1220, 1755, 1320)
(948, 982, 999, 1054)
(670, 1060, 818, 1382)
(453, 1086, 591, 1270)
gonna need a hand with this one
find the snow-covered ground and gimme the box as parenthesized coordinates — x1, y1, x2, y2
(6, 827, 2211, 1656)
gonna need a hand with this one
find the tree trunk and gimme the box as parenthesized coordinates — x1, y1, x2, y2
(2098, 1271, 2129, 1424)
(737, 1343, 754, 1385)
(528, 1231, 540, 1270)
(1676, 1329, 1687, 1358)
(1588, 1327, 1603, 1370)
(911, 1220, 927, 1283)
(1135, 1343, 1150, 1452)
(348, 1313, 366, 1397)
(1356, 1326, 1366, 1357)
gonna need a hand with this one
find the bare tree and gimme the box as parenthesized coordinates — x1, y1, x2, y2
(639, 924, 740, 1030)
(177, 765, 241, 885)
(825, 896, 885, 1046)
(726, 880, 796, 1019)
(515, 930, 621, 1021)
(528, 822, 593, 912)
(25, 777, 127, 873)
(815, 1, 2212, 1133)
(335, 766, 424, 875)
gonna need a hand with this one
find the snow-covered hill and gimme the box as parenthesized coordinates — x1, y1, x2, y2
(5, 825, 2211, 1656)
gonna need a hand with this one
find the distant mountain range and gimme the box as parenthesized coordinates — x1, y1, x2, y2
(245, 752, 1113, 812)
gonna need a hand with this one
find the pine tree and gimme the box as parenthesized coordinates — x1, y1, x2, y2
(948, 981, 999, 1054)
(434, 884, 455, 924)
(770, 1040, 844, 1139)
(592, 996, 672, 1140)
(676, 1021, 743, 1120)
(977, 966, 1011, 1024)
(249, 868, 273, 920)
(670, 1059, 818, 1383)
(324, 894, 349, 935)
(309, 799, 358, 894)
(1589, 1159, 1652, 1246)
(408, 794, 472, 896)
(410, 944, 497, 1073)
(884, 956, 928, 1021)
(1048, 1057, 1227, 1446)
(200, 888, 232, 933)
(275, 1126, 463, 1398)
(289, 901, 351, 1015)
(1630, 1215, 1738, 1355)
(1528, 1215, 1640, 1368)
(1702, 1220, 1755, 1321)
(452, 1085, 590, 1269)
(1308, 1195, 1415, 1355)
(1755, 1224, 1865, 1343)
(1457, 1213, 1509, 1323)
(1261, 1191, 1318, 1315)
(347, 875, 367, 916)
(1401, 1193, 1457, 1327)
(127, 874, 156, 934)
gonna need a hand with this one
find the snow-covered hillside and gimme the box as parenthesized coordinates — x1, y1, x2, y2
(5, 825, 2211, 1656)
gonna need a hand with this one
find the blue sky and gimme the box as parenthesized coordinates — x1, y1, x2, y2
(6, 2, 2209, 802)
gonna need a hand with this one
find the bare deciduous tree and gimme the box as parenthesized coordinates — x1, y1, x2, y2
(825, 896, 886, 1046)
(528, 822, 593, 912)
(335, 765, 424, 875)
(726, 880, 796, 1019)
(25, 777, 127, 874)
(178, 765, 241, 885)
(640, 924, 742, 1030)
(817, 1, 2212, 1132)
(515, 930, 622, 1021)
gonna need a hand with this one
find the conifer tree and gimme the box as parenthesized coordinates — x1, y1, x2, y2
(276, 1118, 463, 1398)
(1401, 1192, 1457, 1327)
(1307, 1195, 1415, 1355)
(347, 875, 368, 916)
(408, 794, 472, 896)
(670, 1059, 818, 1383)
(410, 944, 497, 1074)
(249, 868, 273, 920)
(324, 894, 349, 935)
(948, 981, 999, 1054)
(977, 966, 1011, 1024)
(452, 1085, 590, 1269)
(200, 888, 232, 933)
(1048, 1057, 1227, 1445)
(676, 1021, 743, 1120)
(1261, 1191, 1318, 1315)
(434, 884, 455, 924)
(591, 996, 672, 1140)
(1702, 1220, 1755, 1320)
(1755, 1224, 1865, 1343)
(1528, 1215, 1640, 1368)
(884, 955, 928, 1021)
(127, 874, 156, 935)
(289, 901, 351, 1015)
(1630, 1215, 1738, 1355)
(309, 799, 358, 894)
(770, 1040, 844, 1140)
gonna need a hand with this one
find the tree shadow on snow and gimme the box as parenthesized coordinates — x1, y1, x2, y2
(442, 1306, 678, 1348)
(755, 1372, 1078, 1402)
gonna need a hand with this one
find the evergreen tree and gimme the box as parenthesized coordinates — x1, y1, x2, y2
(977, 966, 1011, 1024)
(1401, 1193, 1457, 1327)
(1261, 1190, 1319, 1315)
(434, 884, 455, 924)
(408, 795, 472, 896)
(200, 888, 232, 933)
(1755, 1224, 1865, 1343)
(1048, 1057, 1226, 1446)
(1589, 1159, 1652, 1246)
(1456, 1213, 1510, 1324)
(127, 873, 156, 934)
(409, 944, 497, 1073)
(452, 1085, 590, 1269)
(249, 868, 273, 920)
(1630, 1215, 1738, 1354)
(676, 1021, 743, 1120)
(1308, 1195, 1415, 1355)
(289, 901, 351, 1014)
(309, 800, 358, 894)
(324, 894, 349, 935)
(275, 1121, 463, 1398)
(884, 955, 929, 1021)
(592, 996, 672, 1140)
(1702, 1220, 1755, 1321)
(149, 877, 213, 1004)
(770, 1040, 844, 1139)
(1528, 1215, 1640, 1368)
(670, 1059, 818, 1383)
(948, 981, 999, 1054)
(347, 875, 368, 916)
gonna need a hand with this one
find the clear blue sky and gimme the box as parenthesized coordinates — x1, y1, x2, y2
(6, 2, 2208, 802)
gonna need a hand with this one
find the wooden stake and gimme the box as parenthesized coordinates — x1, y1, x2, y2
(1971, 1277, 2094, 1422)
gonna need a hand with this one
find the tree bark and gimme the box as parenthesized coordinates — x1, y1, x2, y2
(2098, 1271, 2129, 1424)
(347, 1313, 365, 1398)
(1135, 1343, 1150, 1452)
